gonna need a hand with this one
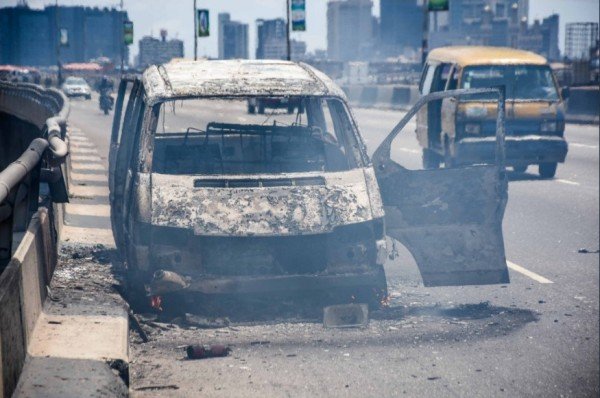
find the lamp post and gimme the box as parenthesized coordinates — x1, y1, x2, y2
(286, 0, 291, 61)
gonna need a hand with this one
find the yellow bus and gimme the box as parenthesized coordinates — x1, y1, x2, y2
(417, 46, 568, 178)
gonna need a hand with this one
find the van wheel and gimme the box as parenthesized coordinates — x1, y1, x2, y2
(513, 165, 528, 173)
(539, 162, 557, 179)
(422, 148, 441, 169)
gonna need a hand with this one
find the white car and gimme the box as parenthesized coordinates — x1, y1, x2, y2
(61, 77, 92, 99)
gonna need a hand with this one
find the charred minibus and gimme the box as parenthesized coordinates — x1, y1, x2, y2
(417, 46, 568, 178)
(109, 59, 510, 308)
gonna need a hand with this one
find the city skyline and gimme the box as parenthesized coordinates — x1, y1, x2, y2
(1, 0, 598, 62)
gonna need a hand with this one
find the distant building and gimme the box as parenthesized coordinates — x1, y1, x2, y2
(137, 30, 183, 67)
(327, 0, 374, 61)
(256, 18, 286, 59)
(517, 14, 560, 61)
(565, 22, 599, 60)
(255, 18, 305, 60)
(427, 0, 560, 61)
(218, 13, 248, 60)
(379, 0, 422, 57)
(0, 5, 129, 66)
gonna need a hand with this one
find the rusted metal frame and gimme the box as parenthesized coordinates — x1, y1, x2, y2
(372, 87, 507, 171)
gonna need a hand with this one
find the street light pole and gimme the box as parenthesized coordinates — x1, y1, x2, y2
(193, 0, 198, 60)
(286, 0, 291, 61)
(55, 0, 62, 86)
(421, 0, 429, 66)
(120, 0, 124, 77)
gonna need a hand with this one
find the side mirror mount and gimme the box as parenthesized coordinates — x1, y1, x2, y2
(561, 86, 570, 100)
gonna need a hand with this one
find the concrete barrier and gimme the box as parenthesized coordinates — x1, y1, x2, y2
(566, 86, 600, 124)
(0, 207, 56, 397)
(342, 84, 419, 110)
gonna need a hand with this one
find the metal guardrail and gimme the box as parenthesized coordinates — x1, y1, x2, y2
(0, 81, 69, 268)
(0, 81, 69, 204)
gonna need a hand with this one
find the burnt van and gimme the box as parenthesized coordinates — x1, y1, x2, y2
(109, 59, 510, 307)
(418, 46, 568, 178)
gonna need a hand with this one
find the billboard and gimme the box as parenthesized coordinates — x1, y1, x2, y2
(291, 0, 306, 31)
(197, 9, 210, 37)
(123, 21, 134, 45)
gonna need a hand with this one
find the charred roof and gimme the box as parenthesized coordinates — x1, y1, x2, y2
(142, 59, 346, 105)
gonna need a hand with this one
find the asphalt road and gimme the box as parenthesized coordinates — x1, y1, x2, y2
(66, 94, 599, 397)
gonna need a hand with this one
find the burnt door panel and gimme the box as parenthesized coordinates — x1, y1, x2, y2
(377, 161, 508, 286)
(373, 87, 509, 287)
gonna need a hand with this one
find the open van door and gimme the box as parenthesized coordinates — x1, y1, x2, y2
(372, 88, 510, 287)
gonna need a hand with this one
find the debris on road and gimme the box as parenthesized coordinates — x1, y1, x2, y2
(186, 344, 231, 360)
(148, 269, 189, 295)
(577, 248, 600, 254)
(323, 303, 369, 328)
(185, 313, 230, 329)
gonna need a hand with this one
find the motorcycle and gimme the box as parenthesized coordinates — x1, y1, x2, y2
(99, 89, 114, 115)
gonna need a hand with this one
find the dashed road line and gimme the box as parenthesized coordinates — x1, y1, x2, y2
(399, 148, 421, 155)
(507, 261, 553, 284)
(556, 179, 580, 186)
(64, 126, 115, 247)
(570, 143, 598, 150)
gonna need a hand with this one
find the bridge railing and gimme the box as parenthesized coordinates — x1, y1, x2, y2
(0, 81, 70, 269)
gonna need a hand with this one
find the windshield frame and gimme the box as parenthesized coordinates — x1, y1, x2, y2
(143, 94, 369, 176)
(458, 64, 560, 102)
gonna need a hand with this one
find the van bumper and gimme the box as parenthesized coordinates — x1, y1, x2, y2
(455, 135, 568, 165)
(150, 268, 388, 296)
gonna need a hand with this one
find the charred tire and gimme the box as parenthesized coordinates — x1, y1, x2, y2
(513, 165, 528, 173)
(539, 162, 557, 179)
(248, 105, 256, 114)
(422, 148, 441, 169)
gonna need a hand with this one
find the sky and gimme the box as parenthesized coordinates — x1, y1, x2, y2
(1, 0, 599, 61)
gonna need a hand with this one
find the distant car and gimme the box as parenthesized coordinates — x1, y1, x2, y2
(61, 77, 92, 99)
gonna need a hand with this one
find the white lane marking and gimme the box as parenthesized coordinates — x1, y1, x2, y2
(71, 154, 103, 163)
(65, 203, 111, 217)
(507, 261, 554, 284)
(399, 148, 421, 155)
(570, 143, 598, 150)
(71, 162, 105, 171)
(556, 179, 580, 186)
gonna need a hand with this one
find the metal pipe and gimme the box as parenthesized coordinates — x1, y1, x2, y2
(0, 138, 49, 204)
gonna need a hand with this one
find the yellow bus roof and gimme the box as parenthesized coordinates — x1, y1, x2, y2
(427, 46, 548, 67)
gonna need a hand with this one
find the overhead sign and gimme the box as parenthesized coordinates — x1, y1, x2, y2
(197, 9, 210, 37)
(59, 28, 69, 47)
(123, 21, 134, 45)
(291, 0, 306, 31)
(428, 0, 449, 12)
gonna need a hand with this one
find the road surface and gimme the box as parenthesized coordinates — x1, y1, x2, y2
(66, 95, 599, 397)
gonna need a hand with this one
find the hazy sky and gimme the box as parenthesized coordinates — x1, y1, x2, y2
(1, 0, 599, 60)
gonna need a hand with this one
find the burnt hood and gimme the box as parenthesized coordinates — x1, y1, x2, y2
(150, 168, 384, 237)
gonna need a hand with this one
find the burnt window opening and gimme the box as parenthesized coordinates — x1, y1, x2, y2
(150, 96, 362, 175)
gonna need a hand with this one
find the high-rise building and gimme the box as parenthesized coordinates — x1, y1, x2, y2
(137, 30, 183, 67)
(218, 13, 249, 60)
(565, 22, 599, 60)
(379, 0, 422, 57)
(256, 18, 286, 59)
(0, 5, 129, 66)
(327, 0, 374, 61)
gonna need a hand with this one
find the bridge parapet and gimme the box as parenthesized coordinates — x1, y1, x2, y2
(0, 82, 69, 397)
